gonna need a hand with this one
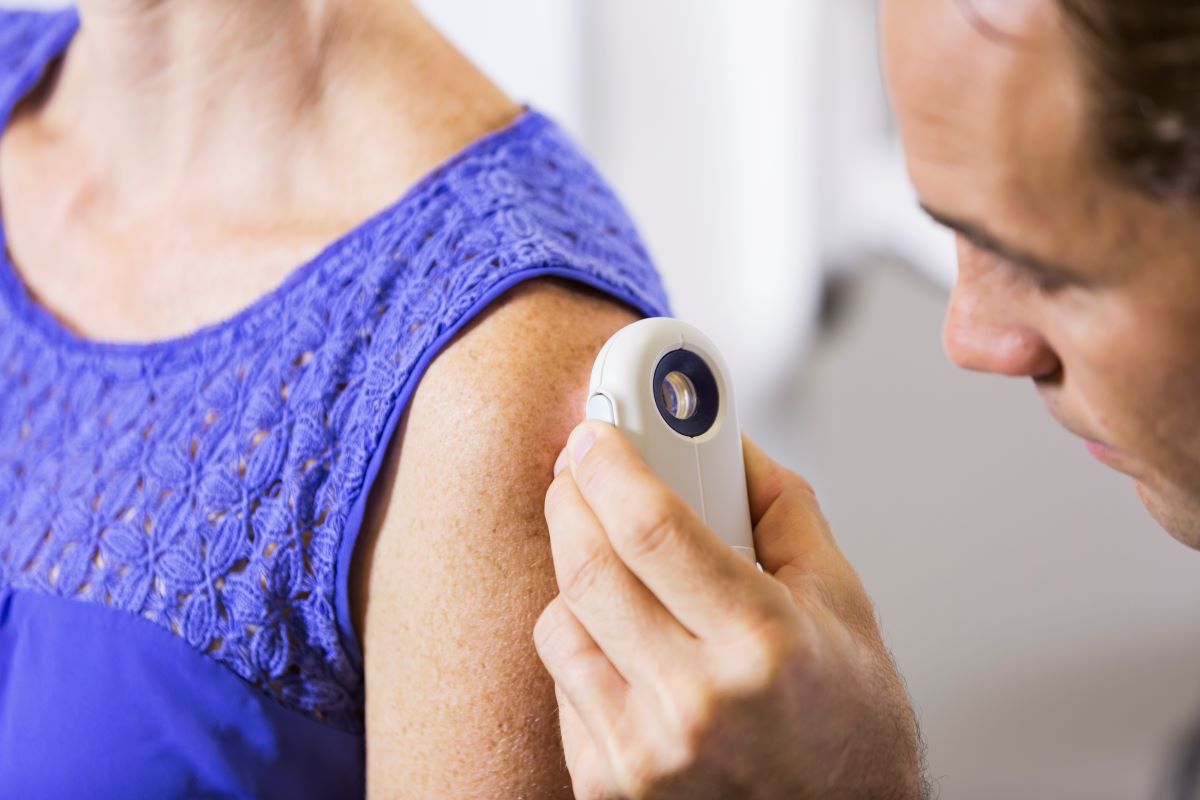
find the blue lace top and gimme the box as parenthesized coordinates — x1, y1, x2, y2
(0, 7, 672, 797)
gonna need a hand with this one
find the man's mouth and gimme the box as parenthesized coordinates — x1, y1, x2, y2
(1039, 391, 1135, 475)
(1079, 435, 1142, 479)
(1085, 439, 1121, 466)
(1052, 414, 1131, 473)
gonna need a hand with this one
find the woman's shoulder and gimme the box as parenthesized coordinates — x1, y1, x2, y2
(349, 275, 644, 793)
(346, 106, 673, 339)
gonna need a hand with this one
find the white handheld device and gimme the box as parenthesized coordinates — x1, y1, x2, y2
(585, 318, 757, 563)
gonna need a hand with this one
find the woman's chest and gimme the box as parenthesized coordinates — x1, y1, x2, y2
(0, 114, 378, 345)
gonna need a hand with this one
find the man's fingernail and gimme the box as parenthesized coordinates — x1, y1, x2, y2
(570, 428, 598, 465)
(553, 447, 569, 477)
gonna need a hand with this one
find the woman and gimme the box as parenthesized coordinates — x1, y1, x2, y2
(0, 1, 669, 796)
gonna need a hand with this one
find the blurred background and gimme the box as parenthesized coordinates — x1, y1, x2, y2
(9, 1, 1200, 797)
(409, 3, 1200, 798)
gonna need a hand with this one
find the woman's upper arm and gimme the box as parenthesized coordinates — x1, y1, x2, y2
(351, 277, 642, 798)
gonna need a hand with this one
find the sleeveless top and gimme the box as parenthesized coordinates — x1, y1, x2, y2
(0, 8, 672, 797)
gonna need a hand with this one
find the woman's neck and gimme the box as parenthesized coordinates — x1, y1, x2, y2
(50, 1, 354, 204)
(0, 0, 519, 342)
(32, 0, 515, 221)
(72, 0, 345, 111)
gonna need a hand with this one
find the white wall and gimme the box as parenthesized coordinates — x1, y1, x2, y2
(427, 0, 955, 419)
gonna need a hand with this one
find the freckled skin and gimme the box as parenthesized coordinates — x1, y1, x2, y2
(350, 278, 642, 796)
(882, 0, 1200, 547)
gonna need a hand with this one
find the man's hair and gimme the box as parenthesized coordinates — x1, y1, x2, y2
(1056, 1, 1200, 202)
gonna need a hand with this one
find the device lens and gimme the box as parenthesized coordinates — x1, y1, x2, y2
(653, 348, 719, 438)
(661, 371, 698, 420)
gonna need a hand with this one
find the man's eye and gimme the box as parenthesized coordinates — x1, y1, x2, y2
(1030, 271, 1071, 293)
(994, 251, 1074, 293)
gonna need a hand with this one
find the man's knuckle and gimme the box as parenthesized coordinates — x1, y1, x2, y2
(561, 545, 609, 604)
(779, 474, 824, 522)
(532, 598, 572, 654)
(615, 742, 667, 799)
(783, 467, 816, 497)
(573, 772, 623, 800)
(759, 461, 814, 505)
(673, 680, 719, 750)
(726, 614, 812, 696)
(749, 628, 795, 689)
(546, 466, 579, 503)
(622, 502, 684, 560)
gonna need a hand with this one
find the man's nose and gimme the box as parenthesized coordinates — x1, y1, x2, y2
(942, 277, 1060, 378)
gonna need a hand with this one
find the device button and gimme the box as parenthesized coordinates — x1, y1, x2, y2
(586, 393, 616, 425)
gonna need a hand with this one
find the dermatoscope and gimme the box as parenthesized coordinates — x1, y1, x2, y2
(585, 318, 757, 564)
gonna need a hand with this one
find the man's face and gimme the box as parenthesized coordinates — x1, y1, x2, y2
(882, 0, 1200, 547)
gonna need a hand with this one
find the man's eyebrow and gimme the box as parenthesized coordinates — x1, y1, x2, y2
(919, 204, 1077, 279)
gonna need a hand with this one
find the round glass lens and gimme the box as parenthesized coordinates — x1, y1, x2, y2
(661, 371, 698, 420)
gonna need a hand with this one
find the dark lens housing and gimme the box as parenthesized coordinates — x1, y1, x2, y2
(652, 349, 719, 437)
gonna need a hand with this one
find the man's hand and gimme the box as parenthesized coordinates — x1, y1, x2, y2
(534, 420, 928, 799)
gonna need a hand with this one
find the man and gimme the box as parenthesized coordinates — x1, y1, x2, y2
(534, 0, 1200, 797)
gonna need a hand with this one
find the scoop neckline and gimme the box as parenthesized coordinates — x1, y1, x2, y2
(0, 6, 543, 363)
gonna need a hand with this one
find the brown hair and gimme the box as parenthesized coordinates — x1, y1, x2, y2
(1056, 1, 1200, 202)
